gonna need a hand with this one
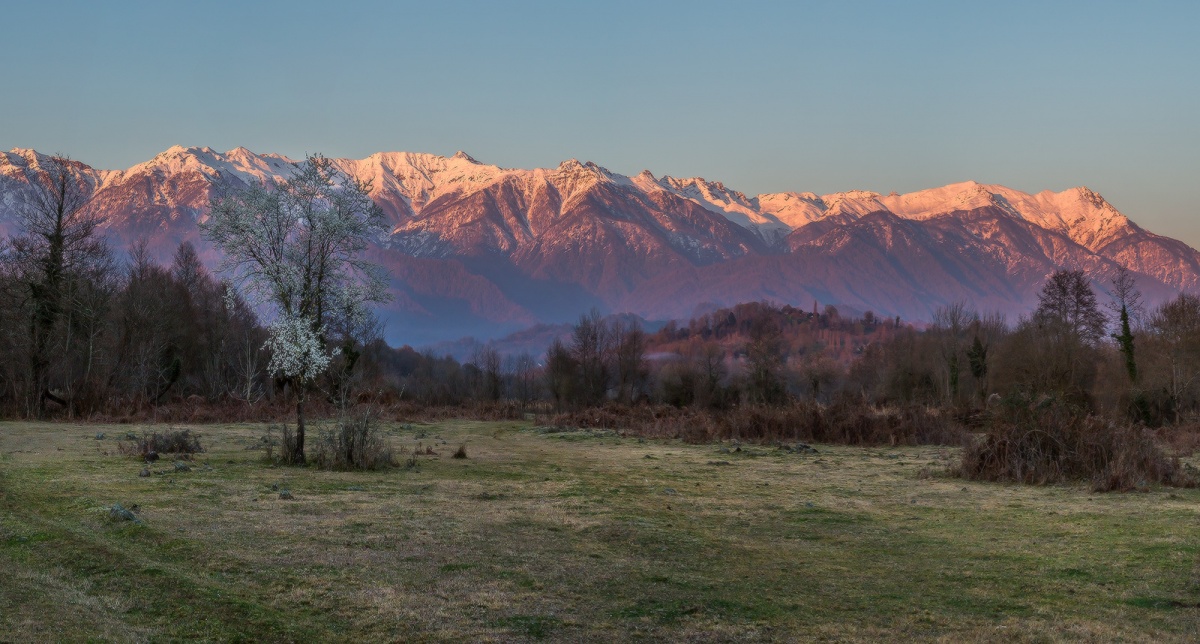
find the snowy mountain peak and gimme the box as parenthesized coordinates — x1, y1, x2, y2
(0, 145, 1157, 263)
(554, 159, 618, 181)
(225, 146, 257, 159)
(1072, 186, 1113, 210)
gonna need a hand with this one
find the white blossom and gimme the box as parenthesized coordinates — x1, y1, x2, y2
(263, 315, 331, 383)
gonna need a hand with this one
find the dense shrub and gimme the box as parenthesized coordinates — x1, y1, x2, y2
(957, 399, 1196, 491)
(119, 427, 204, 459)
(310, 410, 396, 470)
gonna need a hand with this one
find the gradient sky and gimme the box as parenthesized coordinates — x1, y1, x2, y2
(4, 1, 1198, 244)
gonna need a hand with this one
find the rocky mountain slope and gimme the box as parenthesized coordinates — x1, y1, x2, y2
(2, 146, 1195, 345)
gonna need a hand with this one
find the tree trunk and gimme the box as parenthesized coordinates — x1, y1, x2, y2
(292, 390, 307, 464)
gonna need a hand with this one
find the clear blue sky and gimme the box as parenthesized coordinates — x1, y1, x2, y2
(4, 1, 1198, 244)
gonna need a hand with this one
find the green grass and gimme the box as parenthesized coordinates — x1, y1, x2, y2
(1, 419, 1198, 641)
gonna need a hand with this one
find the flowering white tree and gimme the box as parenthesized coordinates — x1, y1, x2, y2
(203, 155, 389, 463)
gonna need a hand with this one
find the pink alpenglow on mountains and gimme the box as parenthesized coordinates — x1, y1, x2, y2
(2, 146, 1196, 345)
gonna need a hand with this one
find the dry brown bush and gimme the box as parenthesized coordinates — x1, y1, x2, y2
(310, 409, 395, 471)
(118, 427, 204, 459)
(1154, 424, 1200, 457)
(957, 400, 1196, 492)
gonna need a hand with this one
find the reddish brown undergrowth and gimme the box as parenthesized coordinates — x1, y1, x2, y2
(547, 401, 967, 447)
(958, 400, 1197, 492)
(1154, 424, 1200, 458)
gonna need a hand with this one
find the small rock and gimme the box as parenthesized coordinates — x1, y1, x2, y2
(805, 502, 815, 508)
(125, 432, 138, 441)
(271, 483, 279, 491)
(345, 485, 365, 492)
(279, 489, 294, 500)
(109, 503, 140, 522)
(95, 432, 106, 440)
(173, 461, 191, 473)
(662, 488, 678, 496)
(139, 467, 151, 478)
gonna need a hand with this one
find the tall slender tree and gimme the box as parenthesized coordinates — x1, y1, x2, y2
(1108, 266, 1143, 384)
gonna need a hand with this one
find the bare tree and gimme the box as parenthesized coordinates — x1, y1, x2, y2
(1035, 270, 1107, 345)
(470, 345, 503, 402)
(1029, 270, 1106, 401)
(571, 309, 613, 406)
(1149, 293, 1200, 422)
(744, 313, 785, 404)
(798, 350, 839, 402)
(688, 338, 726, 408)
(931, 301, 978, 404)
(544, 337, 577, 410)
(203, 155, 389, 463)
(9, 154, 107, 416)
(613, 319, 648, 403)
(508, 351, 540, 408)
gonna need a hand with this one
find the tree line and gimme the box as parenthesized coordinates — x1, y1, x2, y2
(364, 269, 1200, 428)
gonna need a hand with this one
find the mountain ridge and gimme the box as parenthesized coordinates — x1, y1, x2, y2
(2, 146, 1196, 345)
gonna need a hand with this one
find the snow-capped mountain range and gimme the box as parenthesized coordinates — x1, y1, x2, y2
(2, 146, 1197, 345)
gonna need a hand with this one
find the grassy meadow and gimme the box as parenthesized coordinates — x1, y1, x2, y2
(1, 419, 1198, 642)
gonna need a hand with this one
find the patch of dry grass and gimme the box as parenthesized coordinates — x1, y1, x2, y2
(1, 420, 1198, 641)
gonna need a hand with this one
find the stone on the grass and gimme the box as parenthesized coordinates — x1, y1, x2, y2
(110, 503, 139, 522)
(279, 489, 294, 500)
(173, 461, 191, 473)
(139, 467, 151, 478)
(95, 432, 105, 440)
